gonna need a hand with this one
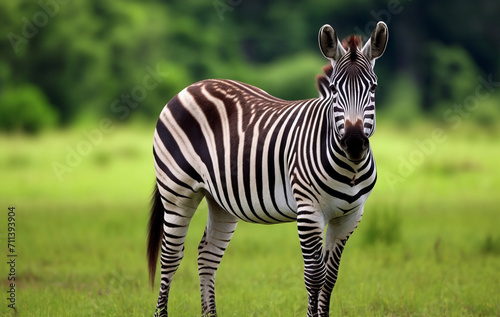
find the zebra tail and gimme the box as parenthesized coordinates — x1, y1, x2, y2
(147, 182, 164, 288)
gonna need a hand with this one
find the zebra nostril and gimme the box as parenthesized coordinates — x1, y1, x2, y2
(340, 136, 349, 151)
(360, 137, 367, 150)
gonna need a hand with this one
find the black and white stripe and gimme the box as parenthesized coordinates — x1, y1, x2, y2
(331, 49, 378, 138)
(148, 22, 388, 317)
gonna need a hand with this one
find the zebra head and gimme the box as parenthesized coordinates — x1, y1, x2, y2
(319, 22, 388, 162)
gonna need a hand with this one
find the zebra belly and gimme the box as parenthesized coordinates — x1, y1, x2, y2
(200, 171, 298, 224)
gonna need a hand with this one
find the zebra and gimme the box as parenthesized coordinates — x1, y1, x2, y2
(147, 21, 388, 317)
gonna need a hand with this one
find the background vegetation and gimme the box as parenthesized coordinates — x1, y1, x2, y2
(1, 0, 499, 316)
(1, 0, 500, 131)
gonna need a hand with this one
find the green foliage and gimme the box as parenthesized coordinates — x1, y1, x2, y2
(380, 73, 422, 127)
(0, 0, 498, 133)
(361, 204, 401, 246)
(0, 84, 58, 133)
(425, 42, 480, 113)
(246, 53, 325, 100)
(468, 93, 500, 128)
(481, 235, 500, 256)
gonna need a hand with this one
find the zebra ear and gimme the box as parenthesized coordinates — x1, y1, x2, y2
(319, 24, 346, 61)
(362, 21, 389, 62)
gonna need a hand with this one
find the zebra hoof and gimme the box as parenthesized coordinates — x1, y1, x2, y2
(154, 307, 168, 317)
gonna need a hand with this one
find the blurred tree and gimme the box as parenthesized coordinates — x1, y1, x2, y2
(424, 42, 480, 112)
(0, 0, 498, 133)
(381, 73, 421, 127)
(0, 84, 58, 133)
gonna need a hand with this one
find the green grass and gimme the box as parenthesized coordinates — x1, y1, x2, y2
(1, 122, 500, 316)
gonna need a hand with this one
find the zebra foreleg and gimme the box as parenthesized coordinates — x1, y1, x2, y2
(297, 209, 327, 317)
(317, 210, 363, 316)
(316, 243, 345, 316)
(198, 196, 238, 317)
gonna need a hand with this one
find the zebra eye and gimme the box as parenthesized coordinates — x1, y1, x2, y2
(329, 84, 338, 94)
(370, 84, 378, 93)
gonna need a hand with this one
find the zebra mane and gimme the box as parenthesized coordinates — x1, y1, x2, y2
(315, 63, 333, 98)
(342, 35, 363, 62)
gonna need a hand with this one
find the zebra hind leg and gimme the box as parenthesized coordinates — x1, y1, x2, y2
(198, 195, 239, 317)
(154, 196, 202, 317)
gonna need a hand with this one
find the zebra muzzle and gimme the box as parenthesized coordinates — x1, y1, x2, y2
(340, 120, 369, 162)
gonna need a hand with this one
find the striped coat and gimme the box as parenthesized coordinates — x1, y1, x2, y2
(148, 21, 388, 317)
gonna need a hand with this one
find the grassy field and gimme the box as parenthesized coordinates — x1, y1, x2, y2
(1, 121, 500, 316)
